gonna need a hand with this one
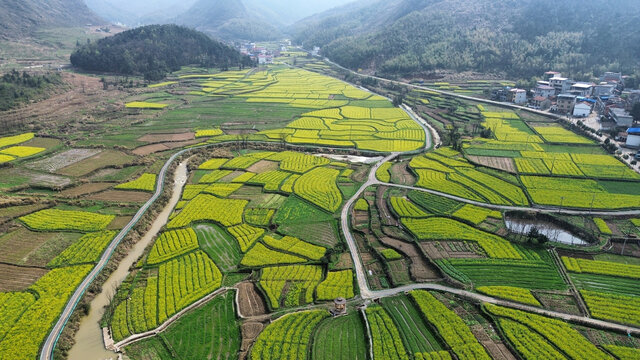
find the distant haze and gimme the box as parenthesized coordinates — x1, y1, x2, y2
(86, 0, 355, 26)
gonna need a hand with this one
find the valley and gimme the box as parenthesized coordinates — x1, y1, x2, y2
(1, 2, 640, 360)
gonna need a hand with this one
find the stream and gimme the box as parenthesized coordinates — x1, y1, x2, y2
(68, 161, 188, 360)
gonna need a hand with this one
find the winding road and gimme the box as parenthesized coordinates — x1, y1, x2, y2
(40, 67, 640, 359)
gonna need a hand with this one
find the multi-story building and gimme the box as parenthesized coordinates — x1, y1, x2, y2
(556, 94, 577, 115)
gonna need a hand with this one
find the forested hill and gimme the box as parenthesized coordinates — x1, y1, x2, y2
(70, 25, 252, 80)
(0, 0, 103, 39)
(174, 0, 282, 41)
(293, 0, 640, 80)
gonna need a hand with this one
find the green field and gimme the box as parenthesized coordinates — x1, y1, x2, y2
(381, 295, 443, 354)
(311, 313, 368, 360)
(125, 292, 240, 360)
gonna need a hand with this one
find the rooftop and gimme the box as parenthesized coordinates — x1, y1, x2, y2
(537, 85, 554, 90)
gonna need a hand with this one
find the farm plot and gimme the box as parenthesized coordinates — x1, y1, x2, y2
(365, 305, 410, 360)
(311, 313, 367, 360)
(411, 291, 491, 360)
(0, 265, 92, 359)
(381, 295, 443, 354)
(436, 258, 566, 290)
(485, 304, 611, 360)
(315, 270, 355, 300)
(115, 173, 157, 192)
(294, 167, 342, 212)
(57, 150, 136, 177)
(259, 265, 323, 309)
(167, 194, 246, 228)
(125, 291, 240, 360)
(194, 224, 242, 272)
(250, 310, 328, 360)
(402, 217, 522, 259)
(20, 208, 115, 232)
(48, 231, 116, 267)
(521, 176, 640, 209)
(26, 148, 102, 173)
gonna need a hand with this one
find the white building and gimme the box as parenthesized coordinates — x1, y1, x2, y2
(611, 108, 634, 127)
(593, 83, 615, 97)
(508, 88, 527, 104)
(573, 102, 591, 117)
(258, 55, 273, 65)
(570, 83, 594, 97)
(550, 77, 571, 95)
(627, 128, 640, 148)
(534, 85, 555, 98)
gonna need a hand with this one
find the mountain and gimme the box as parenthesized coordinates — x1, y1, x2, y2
(293, 0, 640, 80)
(174, 0, 281, 41)
(243, 0, 355, 26)
(70, 24, 252, 80)
(0, 0, 104, 39)
(84, 0, 199, 26)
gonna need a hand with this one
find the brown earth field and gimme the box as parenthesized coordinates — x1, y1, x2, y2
(58, 182, 114, 197)
(236, 282, 266, 318)
(378, 236, 440, 280)
(137, 132, 195, 143)
(467, 155, 516, 173)
(0, 228, 80, 266)
(0, 263, 48, 291)
(86, 190, 151, 203)
(107, 216, 133, 230)
(132, 139, 201, 156)
(246, 160, 279, 173)
(57, 150, 136, 177)
(391, 162, 416, 185)
(0, 203, 49, 220)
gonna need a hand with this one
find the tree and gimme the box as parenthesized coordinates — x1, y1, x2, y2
(631, 103, 640, 123)
(393, 95, 403, 107)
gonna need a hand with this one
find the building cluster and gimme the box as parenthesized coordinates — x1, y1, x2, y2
(492, 71, 638, 129)
(239, 40, 291, 65)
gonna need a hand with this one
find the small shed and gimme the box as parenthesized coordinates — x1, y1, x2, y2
(330, 297, 347, 316)
(626, 128, 640, 148)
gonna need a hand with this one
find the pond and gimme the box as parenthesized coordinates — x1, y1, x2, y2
(504, 216, 589, 246)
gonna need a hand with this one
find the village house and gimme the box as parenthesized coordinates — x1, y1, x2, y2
(507, 88, 527, 104)
(534, 85, 555, 98)
(530, 96, 551, 110)
(610, 108, 634, 127)
(569, 82, 594, 97)
(593, 83, 615, 97)
(573, 102, 592, 117)
(549, 76, 571, 95)
(556, 94, 577, 115)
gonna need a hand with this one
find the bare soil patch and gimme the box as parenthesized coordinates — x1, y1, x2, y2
(58, 150, 136, 177)
(421, 241, 485, 260)
(467, 156, 516, 173)
(376, 186, 398, 226)
(0, 228, 55, 265)
(240, 322, 265, 360)
(391, 162, 416, 185)
(86, 190, 151, 203)
(0, 204, 49, 221)
(0, 263, 48, 291)
(107, 216, 133, 230)
(333, 252, 354, 270)
(219, 170, 245, 183)
(27, 149, 102, 173)
(58, 182, 113, 197)
(533, 291, 582, 315)
(137, 132, 195, 143)
(246, 160, 279, 173)
(378, 236, 441, 280)
(236, 282, 266, 318)
(132, 139, 201, 156)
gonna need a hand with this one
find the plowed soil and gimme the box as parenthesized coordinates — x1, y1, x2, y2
(236, 282, 266, 318)
(0, 263, 47, 291)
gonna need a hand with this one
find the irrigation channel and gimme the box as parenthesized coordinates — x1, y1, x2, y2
(41, 72, 640, 360)
(66, 161, 189, 360)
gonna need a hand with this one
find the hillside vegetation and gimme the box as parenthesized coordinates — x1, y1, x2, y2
(293, 0, 640, 80)
(0, 0, 103, 39)
(70, 25, 252, 80)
